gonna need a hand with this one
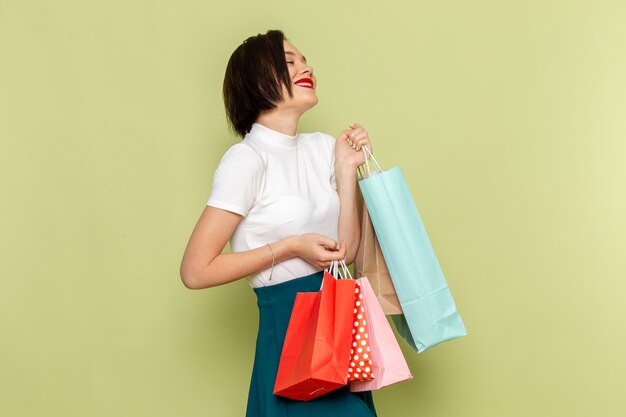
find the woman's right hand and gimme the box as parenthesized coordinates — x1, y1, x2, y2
(291, 233, 347, 270)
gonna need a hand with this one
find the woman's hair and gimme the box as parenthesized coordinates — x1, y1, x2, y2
(223, 29, 293, 138)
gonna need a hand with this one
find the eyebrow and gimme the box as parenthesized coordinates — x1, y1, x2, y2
(285, 51, 307, 63)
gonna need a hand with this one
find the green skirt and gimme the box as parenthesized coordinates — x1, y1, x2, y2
(246, 271, 378, 417)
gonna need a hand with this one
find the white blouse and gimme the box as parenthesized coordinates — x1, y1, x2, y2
(207, 122, 340, 287)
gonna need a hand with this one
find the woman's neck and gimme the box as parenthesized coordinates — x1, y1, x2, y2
(255, 110, 301, 137)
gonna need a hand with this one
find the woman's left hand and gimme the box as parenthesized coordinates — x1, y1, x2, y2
(335, 123, 373, 170)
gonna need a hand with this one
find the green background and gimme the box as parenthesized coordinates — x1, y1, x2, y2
(2, 1, 625, 416)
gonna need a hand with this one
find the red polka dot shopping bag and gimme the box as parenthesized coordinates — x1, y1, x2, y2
(274, 261, 356, 401)
(348, 279, 374, 382)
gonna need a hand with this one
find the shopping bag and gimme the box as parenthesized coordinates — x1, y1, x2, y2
(358, 146, 467, 353)
(347, 280, 374, 382)
(349, 276, 413, 391)
(273, 265, 357, 401)
(355, 178, 403, 315)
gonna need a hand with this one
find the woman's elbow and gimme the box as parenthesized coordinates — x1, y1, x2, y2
(345, 241, 360, 265)
(180, 268, 198, 289)
(180, 265, 222, 290)
(180, 263, 206, 290)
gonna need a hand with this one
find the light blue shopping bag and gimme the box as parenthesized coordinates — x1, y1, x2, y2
(358, 147, 467, 352)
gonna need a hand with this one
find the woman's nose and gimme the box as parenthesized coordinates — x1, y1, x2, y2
(301, 64, 313, 76)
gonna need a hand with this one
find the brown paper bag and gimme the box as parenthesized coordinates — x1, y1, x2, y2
(354, 192, 403, 315)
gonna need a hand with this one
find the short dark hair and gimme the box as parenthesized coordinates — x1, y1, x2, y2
(222, 30, 293, 138)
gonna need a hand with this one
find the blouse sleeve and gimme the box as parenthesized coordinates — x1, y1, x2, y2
(206, 143, 264, 217)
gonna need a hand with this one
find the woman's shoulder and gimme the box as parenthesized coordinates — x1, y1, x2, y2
(219, 140, 264, 166)
(213, 141, 266, 180)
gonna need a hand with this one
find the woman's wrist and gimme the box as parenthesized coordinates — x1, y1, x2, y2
(335, 164, 358, 183)
(272, 235, 300, 261)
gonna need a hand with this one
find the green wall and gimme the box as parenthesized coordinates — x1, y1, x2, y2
(2, 1, 625, 416)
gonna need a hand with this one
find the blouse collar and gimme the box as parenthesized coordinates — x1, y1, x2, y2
(249, 122, 298, 150)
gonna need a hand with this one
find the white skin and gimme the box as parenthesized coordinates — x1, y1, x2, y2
(180, 40, 373, 289)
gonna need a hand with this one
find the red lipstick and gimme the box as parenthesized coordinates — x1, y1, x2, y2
(294, 77, 315, 89)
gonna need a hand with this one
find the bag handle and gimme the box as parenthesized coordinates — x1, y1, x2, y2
(321, 261, 336, 290)
(325, 260, 352, 280)
(359, 145, 383, 179)
(321, 259, 353, 289)
(339, 260, 353, 279)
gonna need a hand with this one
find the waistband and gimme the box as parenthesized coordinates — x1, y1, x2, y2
(253, 271, 324, 307)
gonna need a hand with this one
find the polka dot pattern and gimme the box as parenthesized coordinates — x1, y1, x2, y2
(347, 282, 374, 381)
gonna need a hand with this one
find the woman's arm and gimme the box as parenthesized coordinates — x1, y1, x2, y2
(334, 123, 373, 265)
(335, 166, 360, 265)
(180, 206, 347, 289)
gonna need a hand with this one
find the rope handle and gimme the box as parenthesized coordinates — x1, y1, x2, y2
(339, 260, 353, 279)
(359, 144, 383, 179)
(324, 259, 353, 280)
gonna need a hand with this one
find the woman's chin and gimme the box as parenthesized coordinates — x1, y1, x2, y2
(274, 95, 319, 113)
(303, 95, 319, 110)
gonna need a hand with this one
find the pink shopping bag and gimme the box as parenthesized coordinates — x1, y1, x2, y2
(349, 277, 413, 392)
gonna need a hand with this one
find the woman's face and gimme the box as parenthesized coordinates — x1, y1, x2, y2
(277, 40, 318, 111)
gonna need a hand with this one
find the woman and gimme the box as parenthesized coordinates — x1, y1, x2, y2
(180, 29, 377, 417)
